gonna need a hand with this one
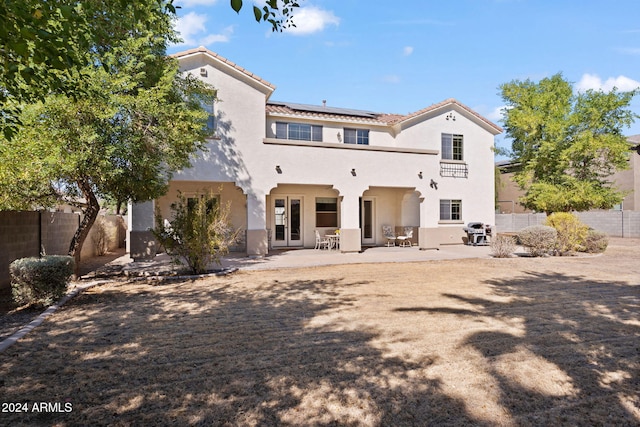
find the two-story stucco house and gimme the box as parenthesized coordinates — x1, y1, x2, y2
(128, 47, 502, 259)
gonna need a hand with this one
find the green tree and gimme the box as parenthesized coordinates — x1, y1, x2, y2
(0, 2, 215, 274)
(1, 0, 299, 139)
(500, 73, 637, 213)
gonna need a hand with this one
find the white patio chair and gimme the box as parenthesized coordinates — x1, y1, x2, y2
(397, 227, 414, 247)
(382, 225, 396, 247)
(315, 230, 330, 250)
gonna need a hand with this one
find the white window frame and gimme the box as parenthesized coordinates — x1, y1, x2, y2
(441, 133, 463, 161)
(344, 128, 369, 145)
(276, 122, 322, 142)
(439, 199, 462, 222)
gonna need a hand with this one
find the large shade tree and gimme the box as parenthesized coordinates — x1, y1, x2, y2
(0, 0, 299, 139)
(500, 73, 638, 213)
(0, 1, 215, 273)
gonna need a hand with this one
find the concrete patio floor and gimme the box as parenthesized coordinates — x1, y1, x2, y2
(223, 244, 494, 270)
(115, 244, 495, 277)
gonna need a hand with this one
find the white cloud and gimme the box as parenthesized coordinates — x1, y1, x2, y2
(488, 106, 506, 121)
(174, 12, 233, 46)
(285, 6, 340, 35)
(575, 73, 640, 92)
(402, 46, 414, 56)
(475, 105, 507, 122)
(200, 27, 234, 45)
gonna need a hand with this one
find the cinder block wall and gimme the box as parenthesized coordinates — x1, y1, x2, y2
(0, 211, 41, 291)
(41, 212, 81, 255)
(1, 211, 127, 291)
(495, 211, 640, 238)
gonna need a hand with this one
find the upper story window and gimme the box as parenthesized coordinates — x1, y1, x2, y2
(344, 128, 369, 145)
(442, 133, 463, 160)
(276, 122, 322, 141)
(201, 101, 216, 134)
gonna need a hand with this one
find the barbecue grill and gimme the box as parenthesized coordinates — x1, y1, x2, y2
(463, 222, 492, 246)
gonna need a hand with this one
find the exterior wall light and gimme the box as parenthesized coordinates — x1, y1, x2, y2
(418, 171, 423, 179)
(430, 179, 438, 190)
(351, 168, 357, 176)
(275, 165, 282, 174)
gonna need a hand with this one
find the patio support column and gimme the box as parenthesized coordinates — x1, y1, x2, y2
(128, 200, 157, 260)
(418, 194, 440, 250)
(245, 192, 268, 257)
(339, 193, 361, 253)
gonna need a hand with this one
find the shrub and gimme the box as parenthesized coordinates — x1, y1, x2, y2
(490, 234, 517, 258)
(518, 225, 557, 257)
(584, 229, 609, 253)
(153, 190, 240, 274)
(545, 212, 589, 255)
(92, 216, 110, 256)
(10, 255, 74, 306)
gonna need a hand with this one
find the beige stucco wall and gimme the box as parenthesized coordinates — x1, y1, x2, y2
(129, 49, 500, 256)
(178, 52, 496, 245)
(156, 181, 247, 233)
(611, 153, 639, 211)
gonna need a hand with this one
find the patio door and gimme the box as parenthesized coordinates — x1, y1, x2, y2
(273, 196, 303, 247)
(360, 197, 375, 245)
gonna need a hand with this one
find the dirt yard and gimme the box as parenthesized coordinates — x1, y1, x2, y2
(1, 239, 638, 426)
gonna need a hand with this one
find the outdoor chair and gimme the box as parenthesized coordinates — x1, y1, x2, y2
(314, 230, 330, 250)
(397, 227, 414, 247)
(382, 225, 396, 247)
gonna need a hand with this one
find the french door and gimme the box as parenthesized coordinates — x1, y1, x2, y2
(273, 196, 303, 247)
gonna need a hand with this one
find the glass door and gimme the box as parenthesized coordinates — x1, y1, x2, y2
(273, 197, 303, 247)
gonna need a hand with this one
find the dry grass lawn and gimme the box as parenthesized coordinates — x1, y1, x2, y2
(1, 239, 638, 426)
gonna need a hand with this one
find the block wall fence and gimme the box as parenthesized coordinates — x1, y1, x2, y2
(495, 211, 640, 238)
(0, 211, 126, 291)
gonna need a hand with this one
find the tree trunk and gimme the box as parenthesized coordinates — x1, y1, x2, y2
(68, 178, 100, 278)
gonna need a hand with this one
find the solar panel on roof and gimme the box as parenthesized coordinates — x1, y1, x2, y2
(268, 101, 380, 119)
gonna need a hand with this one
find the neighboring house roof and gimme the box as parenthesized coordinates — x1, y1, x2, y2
(497, 134, 640, 172)
(628, 134, 640, 154)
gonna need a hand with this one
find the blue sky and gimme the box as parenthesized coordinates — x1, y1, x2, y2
(168, 0, 640, 158)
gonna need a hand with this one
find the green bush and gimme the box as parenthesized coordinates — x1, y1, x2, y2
(518, 225, 557, 257)
(10, 255, 74, 306)
(545, 212, 589, 255)
(584, 229, 609, 253)
(153, 190, 240, 274)
(490, 234, 517, 258)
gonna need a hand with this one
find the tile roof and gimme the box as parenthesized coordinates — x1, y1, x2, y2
(265, 102, 392, 125)
(171, 46, 276, 91)
(171, 48, 501, 133)
(398, 98, 502, 132)
(267, 98, 503, 133)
